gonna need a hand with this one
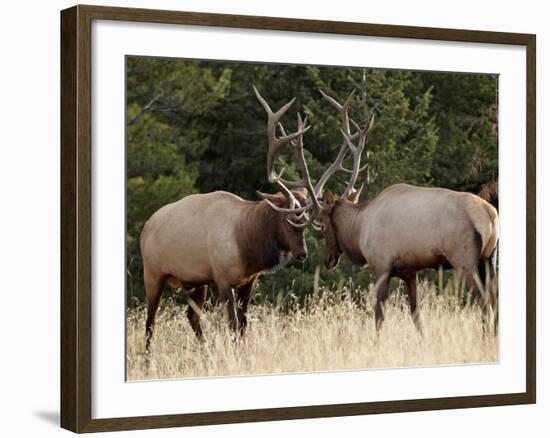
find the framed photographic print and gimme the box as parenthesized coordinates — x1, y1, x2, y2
(60, 4, 536, 433)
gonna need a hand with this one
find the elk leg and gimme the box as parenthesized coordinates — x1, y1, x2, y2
(478, 253, 499, 336)
(374, 273, 391, 332)
(186, 285, 208, 340)
(488, 248, 499, 336)
(471, 271, 489, 311)
(236, 279, 256, 336)
(218, 283, 239, 334)
(402, 272, 422, 334)
(144, 271, 166, 352)
(464, 267, 491, 334)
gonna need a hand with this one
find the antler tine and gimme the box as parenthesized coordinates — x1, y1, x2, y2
(253, 84, 296, 123)
(277, 113, 322, 212)
(314, 89, 361, 197)
(272, 168, 301, 211)
(254, 85, 318, 219)
(314, 142, 347, 196)
(275, 121, 309, 188)
(319, 88, 355, 112)
(256, 190, 311, 214)
(340, 162, 368, 175)
(349, 117, 361, 133)
(319, 88, 355, 134)
(312, 134, 364, 195)
(317, 88, 374, 198)
(368, 113, 375, 131)
(341, 117, 373, 197)
(253, 86, 310, 185)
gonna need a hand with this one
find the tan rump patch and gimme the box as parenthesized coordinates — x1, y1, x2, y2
(466, 196, 499, 258)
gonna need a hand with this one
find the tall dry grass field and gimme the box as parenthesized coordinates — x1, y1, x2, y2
(127, 280, 498, 381)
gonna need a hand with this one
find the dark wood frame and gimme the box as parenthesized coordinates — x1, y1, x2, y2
(61, 4, 536, 433)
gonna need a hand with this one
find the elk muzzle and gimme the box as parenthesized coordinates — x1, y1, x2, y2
(294, 249, 308, 262)
(325, 253, 340, 270)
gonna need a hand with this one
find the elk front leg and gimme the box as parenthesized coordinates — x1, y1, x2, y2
(402, 272, 422, 334)
(374, 273, 391, 332)
(217, 282, 239, 334)
(186, 285, 208, 340)
(236, 279, 256, 336)
(144, 270, 166, 353)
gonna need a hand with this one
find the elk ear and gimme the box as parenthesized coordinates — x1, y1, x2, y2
(291, 187, 308, 200)
(347, 184, 363, 204)
(322, 190, 336, 210)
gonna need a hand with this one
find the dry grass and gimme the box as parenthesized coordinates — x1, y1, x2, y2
(126, 280, 498, 381)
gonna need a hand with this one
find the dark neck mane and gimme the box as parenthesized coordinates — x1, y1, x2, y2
(333, 202, 367, 266)
(237, 201, 285, 275)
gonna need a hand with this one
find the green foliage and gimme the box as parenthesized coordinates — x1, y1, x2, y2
(419, 72, 499, 191)
(126, 57, 231, 301)
(125, 56, 498, 306)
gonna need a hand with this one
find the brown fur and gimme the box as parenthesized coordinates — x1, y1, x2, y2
(331, 201, 367, 266)
(236, 197, 305, 278)
(321, 190, 366, 268)
(320, 183, 499, 333)
(141, 191, 307, 350)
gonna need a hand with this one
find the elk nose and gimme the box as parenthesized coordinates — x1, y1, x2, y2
(325, 255, 337, 270)
(295, 252, 307, 262)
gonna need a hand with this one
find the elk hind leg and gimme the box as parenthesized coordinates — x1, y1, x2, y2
(488, 247, 499, 335)
(462, 266, 492, 334)
(187, 285, 208, 340)
(479, 249, 498, 335)
(448, 237, 491, 333)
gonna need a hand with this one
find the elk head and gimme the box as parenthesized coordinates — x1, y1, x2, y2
(254, 188, 310, 262)
(320, 186, 364, 269)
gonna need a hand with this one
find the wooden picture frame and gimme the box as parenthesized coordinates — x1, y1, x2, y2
(60, 4, 536, 433)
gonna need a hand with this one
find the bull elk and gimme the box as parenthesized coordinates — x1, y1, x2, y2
(268, 88, 500, 333)
(140, 90, 314, 350)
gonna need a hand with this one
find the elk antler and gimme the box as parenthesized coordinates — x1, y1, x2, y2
(313, 89, 365, 197)
(253, 86, 372, 227)
(254, 86, 316, 227)
(252, 86, 311, 184)
(340, 113, 374, 197)
(276, 113, 322, 213)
